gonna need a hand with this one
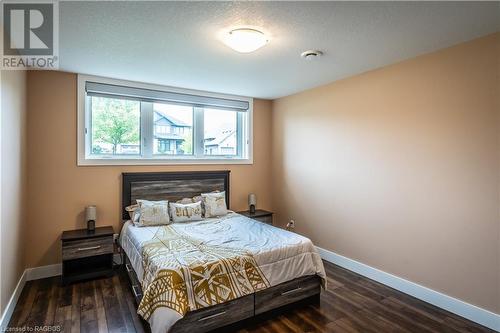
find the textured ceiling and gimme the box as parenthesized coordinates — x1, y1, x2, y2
(59, 1, 499, 99)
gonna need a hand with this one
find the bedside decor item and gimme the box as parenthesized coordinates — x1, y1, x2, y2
(85, 205, 96, 232)
(248, 193, 256, 214)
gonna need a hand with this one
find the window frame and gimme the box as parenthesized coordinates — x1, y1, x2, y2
(77, 75, 253, 166)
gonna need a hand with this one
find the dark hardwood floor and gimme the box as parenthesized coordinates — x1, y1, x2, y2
(8, 261, 494, 333)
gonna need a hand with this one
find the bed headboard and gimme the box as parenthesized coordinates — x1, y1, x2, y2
(121, 170, 230, 220)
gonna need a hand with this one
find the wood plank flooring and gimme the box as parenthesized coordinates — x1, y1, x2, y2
(8, 261, 494, 333)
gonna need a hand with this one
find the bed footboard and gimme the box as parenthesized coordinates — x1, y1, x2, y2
(122, 252, 321, 333)
(255, 275, 321, 315)
(171, 294, 254, 333)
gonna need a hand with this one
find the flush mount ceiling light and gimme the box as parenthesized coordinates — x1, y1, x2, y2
(222, 28, 269, 53)
(301, 50, 323, 60)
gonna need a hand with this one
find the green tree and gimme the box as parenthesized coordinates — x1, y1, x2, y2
(180, 130, 193, 154)
(92, 97, 140, 154)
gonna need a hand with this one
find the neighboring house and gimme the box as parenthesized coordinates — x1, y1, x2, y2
(204, 129, 236, 155)
(154, 110, 191, 154)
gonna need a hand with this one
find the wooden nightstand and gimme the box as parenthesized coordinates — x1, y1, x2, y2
(61, 226, 114, 284)
(237, 209, 274, 225)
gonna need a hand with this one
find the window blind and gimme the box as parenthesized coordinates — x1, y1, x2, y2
(85, 81, 249, 111)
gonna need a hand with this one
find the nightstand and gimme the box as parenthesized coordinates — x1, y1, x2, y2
(237, 209, 274, 225)
(61, 226, 114, 284)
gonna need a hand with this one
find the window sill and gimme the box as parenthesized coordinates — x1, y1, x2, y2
(77, 157, 253, 166)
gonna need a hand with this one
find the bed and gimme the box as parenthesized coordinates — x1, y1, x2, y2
(119, 171, 326, 333)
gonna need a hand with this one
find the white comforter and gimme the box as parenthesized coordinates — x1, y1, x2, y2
(119, 212, 326, 333)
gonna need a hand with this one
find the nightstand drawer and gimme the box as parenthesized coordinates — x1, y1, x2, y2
(62, 236, 113, 260)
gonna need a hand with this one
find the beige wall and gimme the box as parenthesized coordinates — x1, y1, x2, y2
(26, 71, 272, 267)
(272, 34, 500, 313)
(1, 71, 27, 313)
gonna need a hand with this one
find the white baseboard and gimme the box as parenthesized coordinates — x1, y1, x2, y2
(0, 264, 60, 329)
(0, 253, 122, 329)
(0, 270, 27, 331)
(316, 246, 500, 332)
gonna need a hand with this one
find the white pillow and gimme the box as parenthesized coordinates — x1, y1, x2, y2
(201, 191, 228, 217)
(176, 197, 194, 204)
(136, 200, 170, 226)
(169, 201, 203, 223)
(125, 204, 140, 223)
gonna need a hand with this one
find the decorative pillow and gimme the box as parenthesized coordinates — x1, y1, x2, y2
(169, 201, 203, 223)
(136, 200, 170, 226)
(176, 198, 194, 204)
(137, 199, 168, 206)
(192, 195, 203, 203)
(191, 195, 205, 215)
(201, 191, 228, 217)
(125, 204, 140, 223)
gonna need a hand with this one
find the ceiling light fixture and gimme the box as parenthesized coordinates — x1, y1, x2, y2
(301, 50, 323, 60)
(222, 28, 269, 53)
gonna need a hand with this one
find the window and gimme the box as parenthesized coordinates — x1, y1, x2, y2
(153, 103, 193, 156)
(90, 96, 141, 155)
(78, 75, 252, 165)
(204, 108, 238, 156)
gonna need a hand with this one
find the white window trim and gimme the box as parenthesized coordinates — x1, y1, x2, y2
(77, 74, 253, 166)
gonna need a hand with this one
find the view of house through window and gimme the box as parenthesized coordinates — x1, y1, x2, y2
(204, 108, 238, 156)
(90, 100, 243, 158)
(153, 103, 193, 155)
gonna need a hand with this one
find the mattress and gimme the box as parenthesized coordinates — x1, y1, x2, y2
(119, 212, 326, 333)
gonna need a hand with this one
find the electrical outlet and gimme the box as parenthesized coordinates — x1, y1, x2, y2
(113, 233, 119, 242)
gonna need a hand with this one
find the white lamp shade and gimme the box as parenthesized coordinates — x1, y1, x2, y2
(248, 194, 257, 206)
(85, 205, 97, 221)
(222, 28, 269, 53)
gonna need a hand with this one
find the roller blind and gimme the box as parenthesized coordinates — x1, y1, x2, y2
(85, 81, 250, 111)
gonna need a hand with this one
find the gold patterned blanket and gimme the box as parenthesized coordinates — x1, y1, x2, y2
(137, 225, 270, 320)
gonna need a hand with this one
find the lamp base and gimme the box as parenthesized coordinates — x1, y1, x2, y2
(87, 220, 95, 232)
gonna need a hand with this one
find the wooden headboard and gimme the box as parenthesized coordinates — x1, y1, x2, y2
(121, 171, 230, 220)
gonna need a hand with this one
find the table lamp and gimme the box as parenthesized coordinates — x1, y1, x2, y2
(248, 194, 256, 214)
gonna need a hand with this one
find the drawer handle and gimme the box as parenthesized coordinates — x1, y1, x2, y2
(281, 286, 302, 296)
(132, 285, 142, 298)
(198, 311, 226, 322)
(125, 263, 133, 273)
(76, 245, 101, 252)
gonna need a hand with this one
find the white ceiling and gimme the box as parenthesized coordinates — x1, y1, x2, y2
(59, 1, 499, 99)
